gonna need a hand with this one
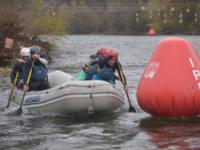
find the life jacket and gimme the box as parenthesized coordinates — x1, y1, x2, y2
(16, 65, 26, 89)
(31, 63, 48, 82)
(85, 63, 99, 80)
(10, 63, 25, 81)
(10, 62, 26, 89)
(96, 65, 114, 82)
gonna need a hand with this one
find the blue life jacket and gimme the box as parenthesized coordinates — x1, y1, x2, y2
(10, 62, 26, 89)
(16, 66, 26, 89)
(85, 63, 98, 80)
(10, 63, 25, 81)
(31, 64, 48, 82)
(94, 66, 114, 83)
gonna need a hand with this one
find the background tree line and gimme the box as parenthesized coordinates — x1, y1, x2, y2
(0, 0, 65, 65)
(1, 0, 200, 38)
(58, 0, 200, 35)
(1, 0, 200, 65)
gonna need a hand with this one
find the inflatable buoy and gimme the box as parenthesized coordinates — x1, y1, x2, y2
(148, 28, 156, 36)
(136, 37, 200, 117)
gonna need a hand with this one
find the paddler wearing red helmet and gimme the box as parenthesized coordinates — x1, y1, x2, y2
(76, 47, 108, 80)
(92, 49, 128, 92)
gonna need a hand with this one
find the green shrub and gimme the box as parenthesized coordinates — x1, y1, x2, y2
(32, 14, 66, 35)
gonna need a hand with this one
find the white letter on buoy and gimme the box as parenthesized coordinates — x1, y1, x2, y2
(189, 57, 195, 68)
(192, 69, 200, 81)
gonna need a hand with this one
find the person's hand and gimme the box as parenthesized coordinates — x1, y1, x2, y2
(32, 54, 40, 60)
(23, 84, 29, 92)
(124, 84, 129, 93)
(11, 84, 15, 90)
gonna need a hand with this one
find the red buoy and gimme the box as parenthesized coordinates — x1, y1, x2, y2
(137, 37, 200, 117)
(148, 28, 156, 36)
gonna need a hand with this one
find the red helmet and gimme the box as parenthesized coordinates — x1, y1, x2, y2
(107, 49, 119, 61)
(97, 48, 107, 56)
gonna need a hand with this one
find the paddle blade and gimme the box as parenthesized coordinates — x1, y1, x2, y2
(5, 101, 11, 108)
(15, 107, 22, 116)
(0, 107, 5, 112)
(129, 106, 136, 112)
(125, 91, 136, 113)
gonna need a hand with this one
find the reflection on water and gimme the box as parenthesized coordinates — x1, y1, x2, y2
(1, 35, 200, 149)
(139, 117, 200, 150)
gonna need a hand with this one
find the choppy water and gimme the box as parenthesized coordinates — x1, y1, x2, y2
(1, 35, 200, 150)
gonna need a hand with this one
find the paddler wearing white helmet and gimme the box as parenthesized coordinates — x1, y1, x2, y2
(10, 47, 30, 89)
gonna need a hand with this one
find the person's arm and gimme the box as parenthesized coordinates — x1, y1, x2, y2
(39, 57, 48, 67)
(39, 52, 49, 68)
(116, 61, 129, 92)
(116, 62, 127, 85)
(24, 58, 32, 83)
(23, 58, 33, 92)
(10, 64, 17, 84)
(10, 62, 21, 84)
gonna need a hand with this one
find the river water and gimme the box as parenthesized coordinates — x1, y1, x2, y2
(1, 35, 200, 150)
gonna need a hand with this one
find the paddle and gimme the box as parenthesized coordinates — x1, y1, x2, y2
(0, 71, 19, 111)
(15, 61, 34, 115)
(6, 71, 20, 107)
(117, 62, 136, 112)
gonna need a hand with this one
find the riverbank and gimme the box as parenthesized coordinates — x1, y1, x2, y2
(0, 66, 11, 76)
(0, 35, 54, 67)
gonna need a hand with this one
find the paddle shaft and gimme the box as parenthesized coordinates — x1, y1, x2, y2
(125, 90, 136, 112)
(117, 62, 136, 112)
(6, 71, 19, 108)
(16, 61, 34, 115)
(0, 70, 19, 111)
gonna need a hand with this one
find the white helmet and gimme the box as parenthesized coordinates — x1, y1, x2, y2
(20, 48, 30, 57)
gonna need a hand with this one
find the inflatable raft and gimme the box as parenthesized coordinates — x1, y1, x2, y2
(12, 71, 126, 115)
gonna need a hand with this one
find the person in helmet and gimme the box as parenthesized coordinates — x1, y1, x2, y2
(23, 45, 49, 91)
(95, 47, 108, 69)
(76, 48, 108, 80)
(30, 45, 49, 67)
(92, 49, 128, 92)
(10, 47, 30, 89)
(92, 49, 116, 84)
